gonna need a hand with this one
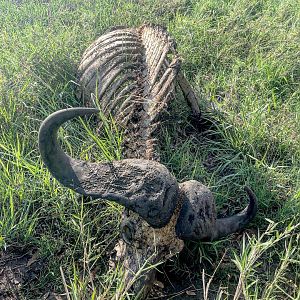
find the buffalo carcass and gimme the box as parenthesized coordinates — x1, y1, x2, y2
(39, 24, 257, 297)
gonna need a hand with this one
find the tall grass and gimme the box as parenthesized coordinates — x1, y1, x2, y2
(0, 0, 299, 298)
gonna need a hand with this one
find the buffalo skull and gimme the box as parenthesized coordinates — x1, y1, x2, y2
(38, 24, 257, 297)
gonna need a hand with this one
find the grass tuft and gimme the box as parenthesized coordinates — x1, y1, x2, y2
(0, 0, 299, 298)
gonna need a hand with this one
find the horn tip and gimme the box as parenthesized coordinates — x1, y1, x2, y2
(243, 186, 258, 221)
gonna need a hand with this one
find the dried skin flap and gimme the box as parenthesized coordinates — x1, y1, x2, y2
(77, 24, 181, 159)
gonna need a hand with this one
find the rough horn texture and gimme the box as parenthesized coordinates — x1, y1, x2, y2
(175, 181, 217, 240)
(175, 181, 257, 240)
(213, 186, 257, 240)
(38, 107, 179, 228)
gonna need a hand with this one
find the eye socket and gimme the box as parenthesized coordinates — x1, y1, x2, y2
(121, 222, 134, 245)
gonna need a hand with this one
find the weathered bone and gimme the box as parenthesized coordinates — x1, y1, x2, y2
(39, 24, 257, 298)
(77, 24, 182, 160)
(38, 108, 257, 297)
(38, 108, 179, 228)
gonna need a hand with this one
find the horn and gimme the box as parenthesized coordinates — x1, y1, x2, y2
(175, 181, 257, 240)
(212, 186, 257, 240)
(38, 108, 179, 228)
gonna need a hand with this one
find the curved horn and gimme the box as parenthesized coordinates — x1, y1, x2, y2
(212, 186, 257, 240)
(175, 181, 257, 240)
(38, 107, 179, 228)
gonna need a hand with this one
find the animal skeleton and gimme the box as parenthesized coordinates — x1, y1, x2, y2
(38, 24, 257, 297)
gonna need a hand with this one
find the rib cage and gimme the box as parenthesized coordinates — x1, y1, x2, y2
(77, 24, 181, 160)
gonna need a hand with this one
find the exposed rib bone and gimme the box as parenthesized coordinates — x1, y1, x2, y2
(147, 41, 160, 69)
(82, 30, 137, 60)
(80, 50, 141, 81)
(161, 59, 200, 116)
(79, 42, 141, 73)
(81, 55, 140, 90)
(149, 45, 170, 88)
(76, 24, 200, 161)
(102, 74, 137, 109)
(85, 34, 138, 56)
(177, 72, 201, 116)
(98, 71, 136, 101)
(149, 42, 166, 74)
(151, 57, 180, 99)
(104, 83, 137, 114)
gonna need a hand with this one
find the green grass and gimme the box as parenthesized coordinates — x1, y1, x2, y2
(0, 0, 299, 299)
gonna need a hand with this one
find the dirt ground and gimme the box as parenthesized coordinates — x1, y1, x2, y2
(0, 244, 199, 300)
(0, 245, 65, 300)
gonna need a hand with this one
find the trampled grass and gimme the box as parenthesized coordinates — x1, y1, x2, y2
(0, 0, 299, 299)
